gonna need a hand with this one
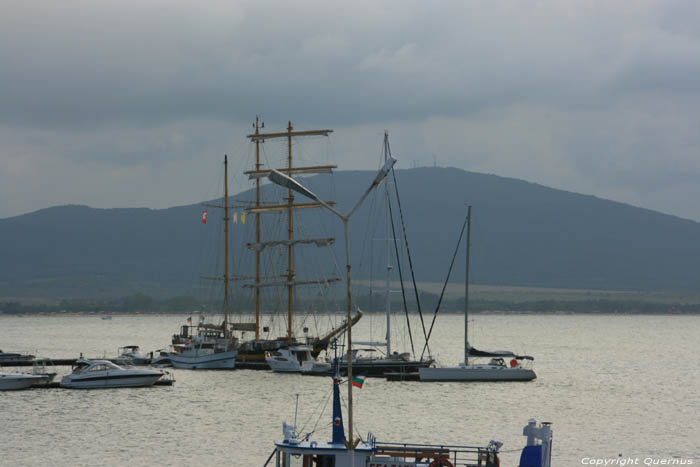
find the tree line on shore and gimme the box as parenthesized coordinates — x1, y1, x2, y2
(2, 292, 699, 314)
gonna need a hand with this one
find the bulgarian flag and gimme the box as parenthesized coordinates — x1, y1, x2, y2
(201, 210, 208, 224)
(187, 316, 192, 324)
(351, 375, 365, 389)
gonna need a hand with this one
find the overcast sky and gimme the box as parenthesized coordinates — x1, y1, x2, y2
(2, 0, 700, 220)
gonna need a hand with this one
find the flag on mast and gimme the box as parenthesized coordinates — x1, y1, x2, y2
(201, 210, 208, 224)
(351, 375, 365, 389)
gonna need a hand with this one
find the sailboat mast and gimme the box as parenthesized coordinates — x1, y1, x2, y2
(464, 204, 471, 365)
(286, 121, 294, 341)
(384, 131, 392, 356)
(254, 117, 262, 340)
(224, 155, 231, 335)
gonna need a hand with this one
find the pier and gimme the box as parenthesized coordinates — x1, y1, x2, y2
(1, 358, 272, 370)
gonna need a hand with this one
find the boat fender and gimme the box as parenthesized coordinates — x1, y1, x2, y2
(429, 459, 453, 467)
(510, 359, 518, 368)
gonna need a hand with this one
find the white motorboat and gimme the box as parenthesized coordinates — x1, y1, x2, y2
(419, 206, 536, 382)
(265, 346, 331, 374)
(115, 345, 150, 365)
(60, 359, 165, 389)
(150, 348, 173, 367)
(0, 372, 46, 390)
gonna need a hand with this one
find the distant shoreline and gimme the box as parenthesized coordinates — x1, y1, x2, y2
(2, 309, 698, 317)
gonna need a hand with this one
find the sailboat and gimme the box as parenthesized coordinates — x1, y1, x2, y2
(418, 206, 537, 382)
(168, 120, 360, 370)
(168, 155, 239, 370)
(264, 170, 554, 467)
(339, 132, 434, 377)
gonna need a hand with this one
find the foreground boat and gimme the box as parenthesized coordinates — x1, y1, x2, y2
(60, 359, 166, 389)
(268, 368, 553, 467)
(419, 206, 536, 382)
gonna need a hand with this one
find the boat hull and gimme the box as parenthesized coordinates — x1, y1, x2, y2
(418, 365, 536, 381)
(169, 350, 238, 369)
(0, 373, 45, 390)
(60, 372, 163, 389)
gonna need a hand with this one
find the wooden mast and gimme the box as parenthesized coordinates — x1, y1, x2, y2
(287, 121, 294, 341)
(223, 155, 230, 336)
(254, 117, 262, 340)
(246, 122, 334, 343)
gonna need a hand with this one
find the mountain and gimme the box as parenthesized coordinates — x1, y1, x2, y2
(2, 167, 699, 300)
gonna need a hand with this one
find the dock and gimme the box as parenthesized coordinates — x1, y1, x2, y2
(384, 371, 421, 381)
(1, 358, 272, 370)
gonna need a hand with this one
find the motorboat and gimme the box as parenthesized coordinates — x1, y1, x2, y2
(115, 345, 150, 365)
(265, 345, 332, 374)
(29, 359, 57, 386)
(60, 359, 165, 389)
(0, 349, 35, 362)
(150, 349, 173, 367)
(0, 372, 46, 390)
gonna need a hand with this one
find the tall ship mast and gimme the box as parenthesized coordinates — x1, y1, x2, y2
(236, 119, 361, 363)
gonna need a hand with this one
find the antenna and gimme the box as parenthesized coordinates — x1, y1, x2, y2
(294, 393, 300, 427)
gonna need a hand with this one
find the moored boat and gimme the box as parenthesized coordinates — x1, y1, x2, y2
(419, 206, 536, 382)
(0, 372, 46, 390)
(0, 349, 35, 362)
(265, 345, 331, 374)
(60, 359, 166, 389)
(115, 345, 150, 365)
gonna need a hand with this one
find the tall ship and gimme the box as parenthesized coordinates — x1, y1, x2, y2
(171, 119, 359, 367)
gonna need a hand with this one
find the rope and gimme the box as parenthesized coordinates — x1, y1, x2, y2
(387, 187, 416, 358)
(391, 168, 430, 358)
(420, 212, 467, 361)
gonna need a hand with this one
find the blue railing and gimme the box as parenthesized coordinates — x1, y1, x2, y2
(374, 441, 498, 467)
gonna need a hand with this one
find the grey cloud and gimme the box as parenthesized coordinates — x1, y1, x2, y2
(2, 1, 700, 222)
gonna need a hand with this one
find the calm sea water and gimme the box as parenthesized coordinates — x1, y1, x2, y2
(1, 312, 699, 466)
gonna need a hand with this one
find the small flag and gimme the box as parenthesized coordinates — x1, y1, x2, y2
(241, 212, 246, 224)
(201, 211, 208, 224)
(187, 316, 192, 324)
(351, 375, 365, 389)
(233, 212, 238, 224)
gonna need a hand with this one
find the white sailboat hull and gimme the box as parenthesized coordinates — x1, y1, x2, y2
(419, 365, 536, 381)
(169, 350, 238, 369)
